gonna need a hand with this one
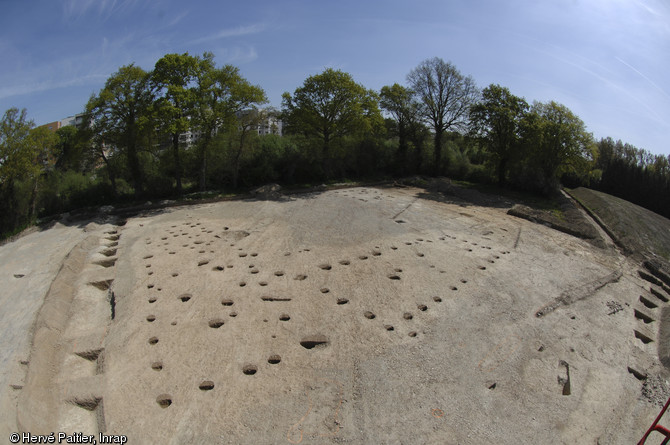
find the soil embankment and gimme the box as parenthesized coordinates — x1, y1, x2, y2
(568, 187, 670, 263)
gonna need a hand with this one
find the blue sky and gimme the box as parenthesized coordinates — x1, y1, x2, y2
(1, 0, 669, 156)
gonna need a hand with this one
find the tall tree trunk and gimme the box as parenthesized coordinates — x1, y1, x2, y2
(100, 147, 117, 198)
(127, 113, 143, 198)
(414, 137, 423, 175)
(29, 176, 38, 221)
(0, 183, 11, 234)
(199, 146, 208, 192)
(397, 122, 408, 176)
(433, 130, 443, 175)
(4, 180, 18, 231)
(498, 157, 508, 186)
(172, 133, 182, 196)
(232, 129, 248, 189)
(322, 131, 331, 179)
(199, 131, 212, 192)
(128, 143, 143, 198)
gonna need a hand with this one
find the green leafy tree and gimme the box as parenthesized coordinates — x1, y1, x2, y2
(86, 64, 153, 197)
(0, 108, 34, 189)
(151, 53, 201, 195)
(469, 84, 529, 185)
(650, 154, 670, 177)
(380, 83, 421, 175)
(193, 53, 267, 190)
(595, 137, 617, 171)
(519, 101, 596, 193)
(0, 108, 56, 231)
(55, 126, 81, 172)
(228, 107, 268, 189)
(54, 125, 97, 173)
(407, 57, 478, 174)
(282, 68, 382, 177)
(25, 126, 57, 217)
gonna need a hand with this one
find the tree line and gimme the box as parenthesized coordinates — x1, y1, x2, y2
(592, 137, 670, 219)
(1, 53, 669, 238)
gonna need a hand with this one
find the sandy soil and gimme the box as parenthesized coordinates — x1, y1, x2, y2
(4, 186, 670, 444)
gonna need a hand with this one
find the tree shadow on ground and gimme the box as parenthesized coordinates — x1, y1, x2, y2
(382, 177, 517, 210)
(413, 189, 514, 210)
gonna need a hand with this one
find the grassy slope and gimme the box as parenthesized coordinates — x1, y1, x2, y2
(568, 187, 670, 262)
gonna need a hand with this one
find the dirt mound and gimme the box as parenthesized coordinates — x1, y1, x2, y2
(251, 183, 283, 200)
(507, 201, 604, 247)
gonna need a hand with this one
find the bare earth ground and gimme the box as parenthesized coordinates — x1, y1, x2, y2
(4, 185, 670, 444)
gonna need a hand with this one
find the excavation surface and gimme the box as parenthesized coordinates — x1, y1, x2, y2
(5, 186, 670, 444)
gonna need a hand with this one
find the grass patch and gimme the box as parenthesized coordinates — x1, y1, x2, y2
(569, 187, 670, 261)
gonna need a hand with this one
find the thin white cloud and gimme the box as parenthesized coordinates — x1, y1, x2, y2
(188, 24, 266, 45)
(552, 53, 667, 126)
(616, 57, 670, 102)
(514, 38, 617, 92)
(62, 0, 142, 22)
(166, 11, 189, 28)
(632, 0, 661, 16)
(0, 74, 108, 101)
(507, 34, 669, 129)
(218, 46, 258, 65)
(0, 29, 147, 102)
(62, 0, 93, 21)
